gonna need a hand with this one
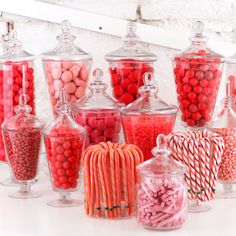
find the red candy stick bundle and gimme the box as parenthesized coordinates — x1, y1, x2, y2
(43, 88, 86, 207)
(72, 68, 123, 148)
(1, 94, 43, 199)
(0, 31, 36, 162)
(105, 22, 157, 105)
(167, 130, 224, 212)
(173, 21, 223, 128)
(42, 20, 92, 115)
(121, 72, 177, 161)
(83, 142, 144, 218)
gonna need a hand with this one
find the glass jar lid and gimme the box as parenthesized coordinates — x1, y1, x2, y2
(0, 30, 34, 62)
(1, 94, 43, 132)
(137, 134, 186, 176)
(42, 20, 92, 61)
(175, 21, 223, 62)
(104, 22, 157, 62)
(121, 72, 178, 115)
(71, 68, 123, 112)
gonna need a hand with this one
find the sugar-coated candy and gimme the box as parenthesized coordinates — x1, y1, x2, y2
(44, 126, 84, 190)
(108, 60, 154, 105)
(3, 128, 41, 181)
(122, 115, 175, 161)
(0, 62, 35, 162)
(44, 61, 90, 115)
(137, 178, 187, 230)
(173, 54, 222, 127)
(75, 111, 121, 147)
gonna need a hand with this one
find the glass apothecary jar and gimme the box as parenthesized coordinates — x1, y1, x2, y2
(121, 72, 177, 161)
(71, 68, 123, 148)
(43, 89, 86, 207)
(0, 30, 36, 162)
(42, 20, 92, 115)
(172, 21, 224, 128)
(1, 94, 43, 198)
(105, 22, 157, 105)
(136, 134, 187, 230)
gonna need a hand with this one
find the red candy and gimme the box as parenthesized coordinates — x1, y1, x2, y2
(2, 129, 41, 181)
(44, 126, 84, 190)
(122, 115, 175, 160)
(0, 62, 35, 162)
(75, 111, 121, 147)
(174, 54, 222, 127)
(108, 60, 154, 105)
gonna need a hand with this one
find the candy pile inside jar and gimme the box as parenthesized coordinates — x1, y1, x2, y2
(173, 21, 223, 127)
(0, 30, 36, 161)
(1, 94, 43, 198)
(136, 135, 187, 230)
(121, 72, 177, 161)
(42, 20, 92, 115)
(71, 68, 122, 148)
(105, 22, 157, 105)
(43, 88, 86, 207)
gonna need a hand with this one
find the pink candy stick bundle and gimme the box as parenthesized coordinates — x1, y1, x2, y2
(167, 130, 224, 203)
(137, 178, 187, 229)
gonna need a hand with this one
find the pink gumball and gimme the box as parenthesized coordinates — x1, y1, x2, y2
(75, 87, 86, 99)
(80, 68, 89, 81)
(69, 94, 77, 102)
(74, 78, 87, 87)
(70, 65, 81, 78)
(64, 82, 76, 94)
(61, 71, 73, 82)
(51, 68, 61, 80)
(53, 80, 64, 91)
(62, 62, 73, 70)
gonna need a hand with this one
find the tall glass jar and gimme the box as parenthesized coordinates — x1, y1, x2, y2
(43, 89, 86, 207)
(105, 22, 157, 105)
(1, 94, 43, 198)
(42, 20, 92, 115)
(71, 68, 123, 148)
(121, 72, 177, 161)
(172, 21, 224, 128)
(0, 30, 36, 162)
(210, 78, 236, 198)
(136, 134, 187, 230)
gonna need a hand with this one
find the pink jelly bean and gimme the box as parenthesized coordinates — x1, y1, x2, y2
(75, 87, 86, 99)
(61, 71, 73, 82)
(80, 68, 89, 81)
(51, 68, 61, 80)
(64, 82, 76, 93)
(62, 62, 73, 70)
(53, 80, 64, 91)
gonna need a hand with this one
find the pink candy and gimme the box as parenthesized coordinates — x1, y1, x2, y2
(137, 178, 187, 230)
(75, 111, 121, 147)
(44, 61, 90, 114)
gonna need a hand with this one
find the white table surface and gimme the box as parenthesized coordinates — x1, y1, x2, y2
(0, 164, 236, 236)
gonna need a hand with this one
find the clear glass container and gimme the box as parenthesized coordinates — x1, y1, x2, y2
(172, 21, 224, 128)
(42, 20, 92, 115)
(0, 30, 36, 163)
(225, 54, 236, 112)
(210, 79, 236, 198)
(43, 88, 86, 207)
(1, 94, 42, 198)
(121, 72, 177, 161)
(71, 68, 123, 148)
(105, 22, 157, 105)
(136, 134, 187, 230)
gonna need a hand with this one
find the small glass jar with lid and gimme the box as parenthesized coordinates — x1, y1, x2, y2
(210, 78, 236, 198)
(172, 21, 224, 128)
(136, 134, 187, 230)
(105, 22, 157, 105)
(42, 20, 92, 115)
(71, 68, 123, 148)
(121, 72, 177, 161)
(1, 94, 43, 198)
(0, 30, 36, 162)
(43, 88, 86, 207)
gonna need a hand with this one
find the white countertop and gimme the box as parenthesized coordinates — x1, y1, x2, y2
(0, 164, 236, 236)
